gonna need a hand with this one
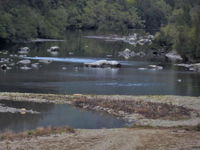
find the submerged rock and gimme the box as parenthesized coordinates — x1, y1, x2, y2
(85, 60, 121, 68)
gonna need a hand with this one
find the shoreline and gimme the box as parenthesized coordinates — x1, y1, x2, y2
(0, 92, 200, 150)
(0, 92, 200, 127)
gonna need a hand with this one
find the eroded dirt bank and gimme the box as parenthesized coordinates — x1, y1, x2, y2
(0, 128, 200, 150)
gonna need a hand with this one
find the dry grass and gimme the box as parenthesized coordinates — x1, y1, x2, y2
(74, 97, 193, 120)
(0, 127, 75, 141)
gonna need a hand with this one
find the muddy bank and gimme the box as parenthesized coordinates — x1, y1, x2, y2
(0, 92, 200, 127)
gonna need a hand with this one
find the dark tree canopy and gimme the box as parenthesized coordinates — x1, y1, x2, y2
(0, 0, 199, 61)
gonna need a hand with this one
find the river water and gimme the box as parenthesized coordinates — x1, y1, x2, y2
(0, 30, 200, 96)
(0, 30, 200, 132)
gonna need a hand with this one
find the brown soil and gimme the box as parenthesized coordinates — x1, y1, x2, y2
(0, 127, 75, 141)
(0, 128, 200, 150)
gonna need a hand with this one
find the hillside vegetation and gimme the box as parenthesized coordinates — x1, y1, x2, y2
(0, 0, 199, 61)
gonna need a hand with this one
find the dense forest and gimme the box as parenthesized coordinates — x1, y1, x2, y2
(0, 0, 199, 61)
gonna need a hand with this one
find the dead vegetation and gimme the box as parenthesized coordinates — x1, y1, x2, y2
(73, 97, 194, 120)
(1, 92, 200, 127)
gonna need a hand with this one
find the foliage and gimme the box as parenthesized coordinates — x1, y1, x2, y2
(0, 0, 142, 41)
(0, 0, 199, 61)
(155, 1, 200, 61)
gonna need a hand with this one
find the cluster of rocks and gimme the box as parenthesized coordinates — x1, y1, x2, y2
(125, 33, 154, 46)
(165, 51, 183, 61)
(85, 33, 154, 46)
(118, 49, 185, 62)
(175, 63, 200, 72)
(118, 48, 146, 59)
(0, 46, 56, 71)
(0, 47, 32, 71)
(84, 60, 121, 68)
(0, 55, 14, 71)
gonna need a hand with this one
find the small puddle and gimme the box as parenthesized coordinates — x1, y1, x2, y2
(0, 100, 127, 133)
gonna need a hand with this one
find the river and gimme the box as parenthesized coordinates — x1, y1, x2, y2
(0, 30, 200, 132)
(0, 30, 200, 96)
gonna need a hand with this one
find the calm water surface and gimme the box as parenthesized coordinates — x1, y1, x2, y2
(0, 100, 127, 133)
